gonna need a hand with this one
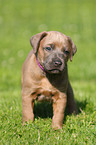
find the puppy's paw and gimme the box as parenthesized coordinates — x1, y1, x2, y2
(52, 123, 63, 131)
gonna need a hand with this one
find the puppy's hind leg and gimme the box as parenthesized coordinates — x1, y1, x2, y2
(67, 81, 78, 114)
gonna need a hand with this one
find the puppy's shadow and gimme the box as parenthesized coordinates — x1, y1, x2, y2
(65, 99, 88, 116)
(34, 102, 53, 118)
(76, 99, 88, 113)
(34, 99, 88, 119)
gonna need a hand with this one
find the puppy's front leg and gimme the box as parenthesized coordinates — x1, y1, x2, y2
(52, 94, 67, 130)
(22, 93, 34, 124)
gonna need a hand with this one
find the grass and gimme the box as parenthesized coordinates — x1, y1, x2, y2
(0, 0, 96, 144)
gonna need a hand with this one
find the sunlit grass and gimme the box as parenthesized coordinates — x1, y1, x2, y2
(0, 0, 96, 144)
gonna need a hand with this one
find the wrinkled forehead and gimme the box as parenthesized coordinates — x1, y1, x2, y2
(40, 31, 69, 48)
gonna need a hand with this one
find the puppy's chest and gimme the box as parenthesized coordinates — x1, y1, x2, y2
(40, 78, 57, 95)
(35, 78, 59, 102)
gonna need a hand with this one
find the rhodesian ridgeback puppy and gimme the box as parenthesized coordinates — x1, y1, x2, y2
(21, 31, 78, 130)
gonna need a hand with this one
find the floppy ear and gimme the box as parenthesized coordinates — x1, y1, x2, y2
(30, 31, 47, 54)
(67, 36, 77, 61)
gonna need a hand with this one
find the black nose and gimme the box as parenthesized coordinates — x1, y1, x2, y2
(53, 59, 62, 66)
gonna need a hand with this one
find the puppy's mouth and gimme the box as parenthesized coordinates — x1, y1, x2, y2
(43, 57, 65, 74)
(44, 64, 65, 74)
(46, 69, 61, 74)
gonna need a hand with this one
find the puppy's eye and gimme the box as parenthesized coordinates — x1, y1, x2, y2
(45, 47, 52, 51)
(64, 50, 69, 55)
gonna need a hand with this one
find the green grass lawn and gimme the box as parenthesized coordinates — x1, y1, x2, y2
(0, 0, 96, 144)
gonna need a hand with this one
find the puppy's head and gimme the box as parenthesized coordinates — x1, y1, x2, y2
(30, 31, 77, 74)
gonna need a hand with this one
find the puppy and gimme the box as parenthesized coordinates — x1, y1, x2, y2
(21, 31, 78, 130)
